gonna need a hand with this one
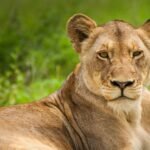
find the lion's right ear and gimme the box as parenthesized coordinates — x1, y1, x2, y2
(140, 19, 150, 38)
(67, 14, 97, 53)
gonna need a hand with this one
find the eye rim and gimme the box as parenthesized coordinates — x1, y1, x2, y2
(132, 50, 143, 59)
(96, 51, 109, 60)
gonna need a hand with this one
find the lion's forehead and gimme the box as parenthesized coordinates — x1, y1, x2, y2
(86, 21, 146, 52)
(103, 20, 136, 36)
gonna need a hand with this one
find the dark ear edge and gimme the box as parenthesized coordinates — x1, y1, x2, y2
(67, 14, 97, 52)
(140, 19, 150, 37)
(144, 19, 150, 24)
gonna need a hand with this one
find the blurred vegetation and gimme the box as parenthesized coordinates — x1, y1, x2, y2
(0, 0, 149, 106)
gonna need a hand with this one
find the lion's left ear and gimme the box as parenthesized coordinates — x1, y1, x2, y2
(67, 14, 97, 53)
(140, 19, 150, 38)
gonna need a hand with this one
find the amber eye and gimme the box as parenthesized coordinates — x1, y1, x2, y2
(132, 51, 143, 58)
(97, 51, 109, 59)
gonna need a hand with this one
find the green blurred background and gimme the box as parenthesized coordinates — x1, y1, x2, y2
(0, 0, 149, 106)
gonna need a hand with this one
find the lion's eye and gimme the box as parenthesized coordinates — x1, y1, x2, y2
(97, 52, 109, 59)
(132, 51, 143, 58)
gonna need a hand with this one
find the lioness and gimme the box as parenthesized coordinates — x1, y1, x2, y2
(0, 14, 150, 150)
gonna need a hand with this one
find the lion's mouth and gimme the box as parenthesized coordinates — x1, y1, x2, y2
(100, 85, 142, 101)
(111, 96, 135, 101)
(112, 90, 135, 101)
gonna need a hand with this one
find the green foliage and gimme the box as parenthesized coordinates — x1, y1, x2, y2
(0, 0, 149, 106)
(0, 65, 63, 106)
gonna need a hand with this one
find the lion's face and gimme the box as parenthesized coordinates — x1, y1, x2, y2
(67, 14, 150, 102)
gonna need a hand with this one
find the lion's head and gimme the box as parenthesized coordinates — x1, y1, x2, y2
(67, 14, 150, 103)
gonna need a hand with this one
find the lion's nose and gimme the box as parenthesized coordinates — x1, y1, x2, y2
(110, 80, 134, 89)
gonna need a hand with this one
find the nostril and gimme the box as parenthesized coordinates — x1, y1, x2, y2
(110, 80, 134, 89)
(126, 81, 134, 87)
(111, 81, 120, 87)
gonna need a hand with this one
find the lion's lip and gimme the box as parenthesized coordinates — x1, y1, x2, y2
(111, 96, 135, 101)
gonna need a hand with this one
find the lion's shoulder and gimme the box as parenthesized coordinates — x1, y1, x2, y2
(0, 94, 77, 150)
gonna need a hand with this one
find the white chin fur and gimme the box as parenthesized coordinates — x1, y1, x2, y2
(107, 97, 142, 116)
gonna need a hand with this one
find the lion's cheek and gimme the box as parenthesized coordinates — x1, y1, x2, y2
(100, 89, 120, 101)
(124, 88, 143, 100)
(82, 71, 102, 95)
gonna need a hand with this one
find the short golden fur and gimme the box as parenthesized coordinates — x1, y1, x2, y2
(0, 14, 150, 150)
